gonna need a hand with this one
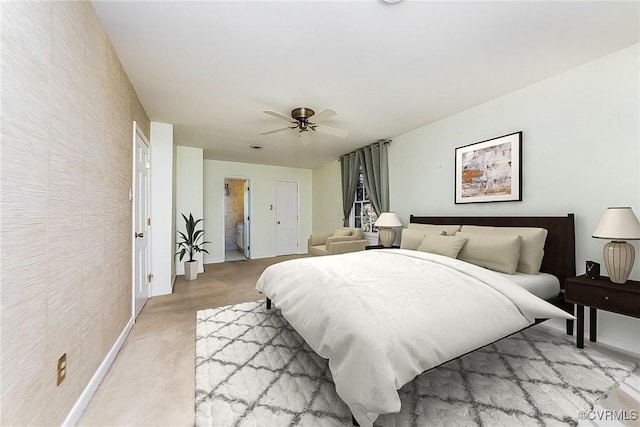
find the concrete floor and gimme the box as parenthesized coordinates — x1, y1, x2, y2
(78, 256, 639, 426)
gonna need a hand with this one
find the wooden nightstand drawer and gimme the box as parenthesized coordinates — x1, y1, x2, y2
(566, 284, 638, 317)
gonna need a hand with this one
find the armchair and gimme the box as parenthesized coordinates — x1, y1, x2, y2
(308, 227, 368, 256)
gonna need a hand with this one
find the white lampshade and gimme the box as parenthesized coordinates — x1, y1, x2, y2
(374, 212, 402, 228)
(592, 207, 640, 284)
(592, 207, 640, 240)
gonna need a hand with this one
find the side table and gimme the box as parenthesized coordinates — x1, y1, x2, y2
(564, 275, 640, 348)
(365, 245, 400, 250)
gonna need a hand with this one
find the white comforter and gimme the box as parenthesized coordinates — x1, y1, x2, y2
(255, 249, 573, 426)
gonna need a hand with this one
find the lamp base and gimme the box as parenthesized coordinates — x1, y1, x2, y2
(603, 241, 635, 284)
(379, 228, 396, 248)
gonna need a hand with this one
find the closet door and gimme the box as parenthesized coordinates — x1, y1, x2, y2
(275, 180, 299, 256)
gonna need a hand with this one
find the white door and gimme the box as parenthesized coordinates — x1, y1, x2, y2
(243, 180, 250, 259)
(133, 124, 151, 318)
(276, 181, 299, 255)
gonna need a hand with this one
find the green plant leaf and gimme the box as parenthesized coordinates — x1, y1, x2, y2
(176, 212, 209, 263)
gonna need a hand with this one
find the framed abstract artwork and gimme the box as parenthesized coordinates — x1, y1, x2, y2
(455, 132, 522, 204)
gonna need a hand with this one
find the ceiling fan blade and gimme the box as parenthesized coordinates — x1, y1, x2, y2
(307, 109, 337, 124)
(263, 110, 296, 123)
(260, 126, 293, 136)
(314, 125, 349, 138)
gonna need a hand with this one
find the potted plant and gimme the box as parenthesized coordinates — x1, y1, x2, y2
(176, 213, 210, 280)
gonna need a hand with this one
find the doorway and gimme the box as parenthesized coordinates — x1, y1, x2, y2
(224, 178, 250, 261)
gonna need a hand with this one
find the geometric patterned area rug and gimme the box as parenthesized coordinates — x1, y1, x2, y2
(195, 301, 636, 427)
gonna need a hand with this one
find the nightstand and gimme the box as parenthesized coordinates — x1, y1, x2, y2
(365, 245, 400, 250)
(564, 275, 640, 348)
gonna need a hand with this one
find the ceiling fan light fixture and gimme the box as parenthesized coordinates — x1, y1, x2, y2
(299, 130, 311, 146)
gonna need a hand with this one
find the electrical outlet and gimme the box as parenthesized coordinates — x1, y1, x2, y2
(57, 353, 66, 386)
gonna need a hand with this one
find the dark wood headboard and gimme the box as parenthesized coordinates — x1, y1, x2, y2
(409, 214, 576, 287)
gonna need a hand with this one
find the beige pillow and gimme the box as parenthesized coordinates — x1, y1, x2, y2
(333, 228, 352, 237)
(456, 232, 523, 274)
(460, 225, 548, 274)
(408, 223, 461, 236)
(417, 235, 468, 258)
(400, 229, 426, 250)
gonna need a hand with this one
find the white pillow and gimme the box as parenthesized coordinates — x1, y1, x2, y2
(456, 232, 523, 274)
(408, 223, 461, 236)
(460, 225, 548, 274)
(417, 235, 468, 258)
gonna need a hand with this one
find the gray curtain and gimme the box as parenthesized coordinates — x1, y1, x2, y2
(340, 152, 360, 226)
(340, 140, 390, 225)
(357, 141, 389, 215)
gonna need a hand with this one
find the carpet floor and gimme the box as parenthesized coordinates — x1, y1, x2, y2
(195, 301, 636, 427)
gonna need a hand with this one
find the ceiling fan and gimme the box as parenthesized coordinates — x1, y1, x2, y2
(260, 107, 349, 145)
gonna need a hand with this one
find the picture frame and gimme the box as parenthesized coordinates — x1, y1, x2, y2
(455, 131, 522, 204)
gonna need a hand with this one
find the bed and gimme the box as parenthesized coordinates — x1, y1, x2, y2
(408, 214, 576, 325)
(255, 214, 576, 427)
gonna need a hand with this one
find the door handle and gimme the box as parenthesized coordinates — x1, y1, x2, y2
(277, 221, 280, 224)
(135, 232, 144, 238)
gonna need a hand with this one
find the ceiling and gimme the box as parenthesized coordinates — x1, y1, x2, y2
(92, 1, 639, 169)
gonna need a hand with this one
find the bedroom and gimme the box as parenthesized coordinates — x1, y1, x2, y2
(1, 1, 639, 426)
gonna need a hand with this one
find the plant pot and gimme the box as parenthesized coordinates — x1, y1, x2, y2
(184, 261, 198, 281)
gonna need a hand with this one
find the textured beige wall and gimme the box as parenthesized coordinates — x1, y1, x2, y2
(1, 2, 150, 425)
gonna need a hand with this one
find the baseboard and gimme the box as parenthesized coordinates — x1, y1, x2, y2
(539, 322, 640, 358)
(61, 317, 135, 426)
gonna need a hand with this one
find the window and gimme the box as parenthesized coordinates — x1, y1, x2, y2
(349, 172, 378, 234)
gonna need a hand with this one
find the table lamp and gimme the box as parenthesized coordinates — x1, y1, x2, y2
(374, 212, 402, 247)
(592, 207, 640, 284)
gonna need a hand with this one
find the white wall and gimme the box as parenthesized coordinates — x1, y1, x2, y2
(175, 146, 204, 275)
(312, 160, 344, 233)
(172, 143, 177, 281)
(150, 122, 174, 296)
(387, 45, 639, 352)
(203, 160, 312, 262)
